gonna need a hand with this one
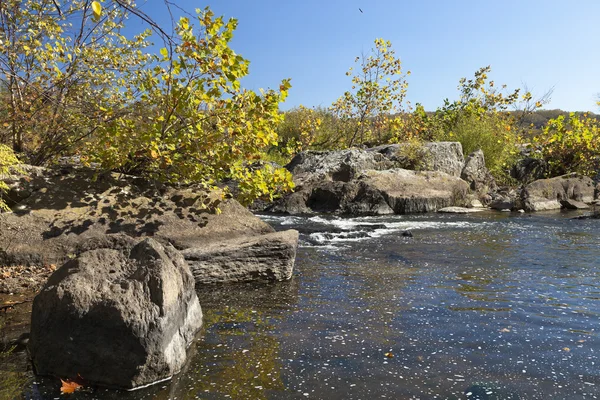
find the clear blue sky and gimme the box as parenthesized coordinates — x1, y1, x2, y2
(136, 0, 600, 112)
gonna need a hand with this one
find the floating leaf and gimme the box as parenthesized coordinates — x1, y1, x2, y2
(60, 379, 83, 394)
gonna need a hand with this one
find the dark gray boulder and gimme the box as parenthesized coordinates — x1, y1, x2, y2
(510, 157, 548, 184)
(183, 230, 299, 284)
(29, 237, 203, 389)
(520, 174, 595, 211)
(489, 195, 517, 211)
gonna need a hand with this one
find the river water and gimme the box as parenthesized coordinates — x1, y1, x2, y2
(20, 211, 600, 399)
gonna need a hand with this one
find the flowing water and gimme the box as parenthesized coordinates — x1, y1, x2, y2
(17, 211, 600, 399)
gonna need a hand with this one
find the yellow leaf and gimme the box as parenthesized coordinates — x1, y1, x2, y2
(91, 1, 102, 18)
(60, 379, 83, 394)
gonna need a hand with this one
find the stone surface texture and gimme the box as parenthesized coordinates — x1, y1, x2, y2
(29, 237, 203, 389)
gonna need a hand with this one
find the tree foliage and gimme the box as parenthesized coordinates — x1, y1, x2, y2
(0, 0, 152, 164)
(330, 38, 410, 147)
(0, 1, 294, 204)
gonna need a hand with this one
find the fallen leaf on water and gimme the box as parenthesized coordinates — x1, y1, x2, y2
(499, 328, 511, 333)
(578, 340, 586, 343)
(60, 379, 82, 394)
(384, 352, 394, 358)
(562, 347, 570, 352)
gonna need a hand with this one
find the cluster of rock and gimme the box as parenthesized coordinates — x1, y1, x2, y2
(1, 166, 299, 389)
(261, 142, 599, 215)
(264, 142, 496, 215)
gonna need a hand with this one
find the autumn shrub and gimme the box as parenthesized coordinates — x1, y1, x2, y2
(533, 112, 600, 178)
(0, 144, 20, 211)
(443, 113, 520, 182)
(394, 138, 432, 171)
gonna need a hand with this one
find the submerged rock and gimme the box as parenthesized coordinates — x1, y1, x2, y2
(29, 237, 203, 389)
(438, 206, 485, 213)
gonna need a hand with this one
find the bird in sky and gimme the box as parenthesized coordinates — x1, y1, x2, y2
(359, 8, 363, 13)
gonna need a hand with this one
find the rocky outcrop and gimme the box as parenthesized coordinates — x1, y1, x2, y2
(0, 167, 298, 285)
(520, 174, 595, 211)
(461, 150, 497, 191)
(560, 199, 589, 209)
(358, 169, 469, 213)
(29, 237, 203, 389)
(267, 143, 483, 216)
(183, 230, 299, 284)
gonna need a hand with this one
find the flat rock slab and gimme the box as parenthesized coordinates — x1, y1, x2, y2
(29, 237, 203, 389)
(438, 207, 485, 213)
(182, 230, 299, 284)
(0, 168, 274, 268)
(560, 199, 590, 209)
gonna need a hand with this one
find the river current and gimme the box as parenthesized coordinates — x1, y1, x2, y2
(23, 211, 600, 399)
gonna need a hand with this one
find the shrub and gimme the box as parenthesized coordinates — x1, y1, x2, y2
(0, 144, 19, 211)
(394, 138, 432, 171)
(533, 112, 600, 177)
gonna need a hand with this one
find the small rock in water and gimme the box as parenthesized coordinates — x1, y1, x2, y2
(401, 231, 413, 238)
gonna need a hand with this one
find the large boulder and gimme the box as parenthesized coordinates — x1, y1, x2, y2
(358, 169, 469, 214)
(29, 237, 203, 389)
(368, 141, 465, 177)
(286, 149, 392, 185)
(183, 230, 299, 284)
(421, 142, 465, 177)
(268, 168, 469, 215)
(461, 150, 497, 192)
(520, 174, 596, 211)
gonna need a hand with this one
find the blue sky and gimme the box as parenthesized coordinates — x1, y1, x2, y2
(136, 0, 600, 112)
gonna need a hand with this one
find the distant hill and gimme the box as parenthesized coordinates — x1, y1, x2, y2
(510, 109, 600, 131)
